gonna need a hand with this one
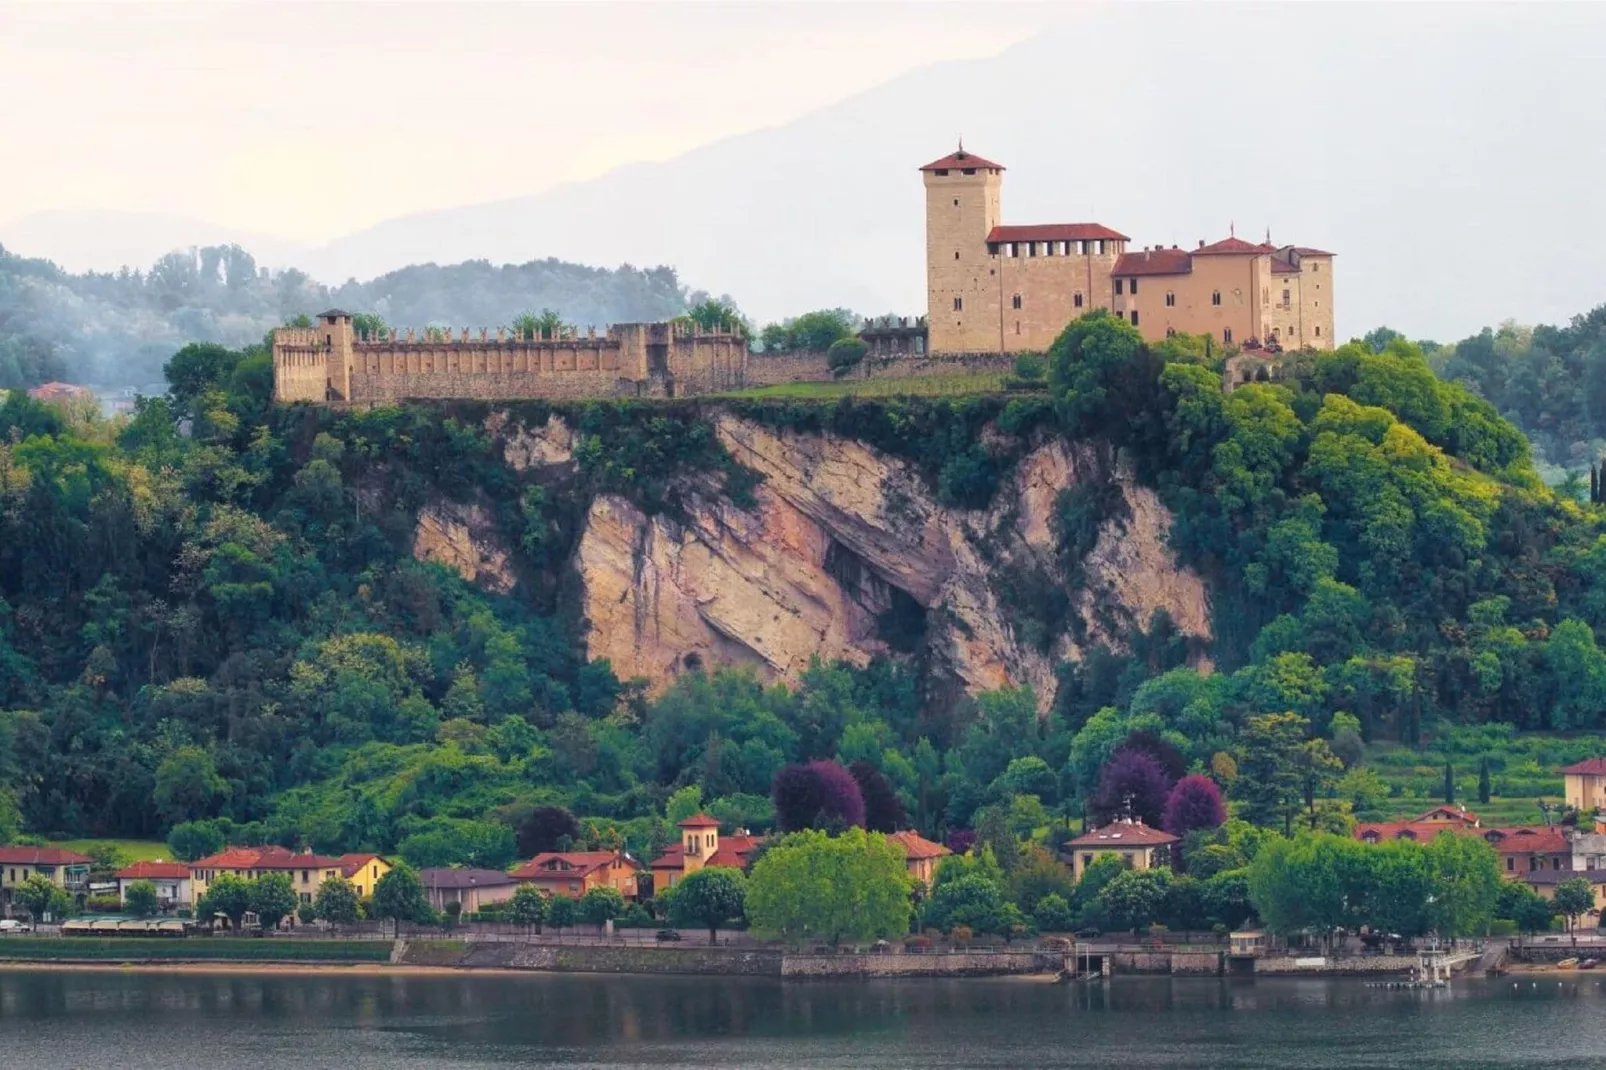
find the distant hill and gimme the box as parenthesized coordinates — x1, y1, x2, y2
(0, 243, 700, 390)
(294, 2, 1606, 342)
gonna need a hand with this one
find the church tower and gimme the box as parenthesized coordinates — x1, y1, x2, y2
(922, 144, 1004, 354)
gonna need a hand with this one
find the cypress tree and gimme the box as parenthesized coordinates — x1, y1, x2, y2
(1591, 463, 1599, 504)
(1478, 757, 1492, 805)
(1443, 761, 1455, 805)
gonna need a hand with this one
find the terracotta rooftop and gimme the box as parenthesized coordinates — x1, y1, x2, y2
(116, 861, 191, 880)
(988, 223, 1130, 244)
(1066, 820, 1178, 848)
(1113, 248, 1193, 276)
(887, 831, 952, 861)
(1193, 236, 1277, 256)
(1412, 805, 1480, 825)
(337, 853, 386, 878)
(189, 846, 347, 871)
(1561, 759, 1606, 777)
(0, 846, 93, 866)
(920, 147, 1005, 172)
(651, 835, 760, 871)
(677, 814, 721, 829)
(1483, 827, 1569, 854)
(511, 851, 641, 880)
(1292, 246, 1334, 257)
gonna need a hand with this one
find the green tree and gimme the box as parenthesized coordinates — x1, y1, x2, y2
(826, 337, 868, 376)
(249, 872, 298, 930)
(1497, 879, 1555, 934)
(511, 309, 568, 340)
(1553, 878, 1595, 933)
(1422, 833, 1501, 937)
(1443, 761, 1455, 804)
(123, 879, 159, 918)
(508, 884, 549, 926)
(1097, 868, 1172, 932)
(1478, 758, 1492, 806)
(579, 886, 626, 926)
(1033, 892, 1075, 932)
(922, 873, 1013, 936)
(546, 895, 579, 929)
(12, 874, 57, 921)
(314, 876, 361, 926)
(746, 828, 911, 945)
(152, 746, 230, 826)
(664, 866, 748, 944)
(199, 872, 253, 931)
(1235, 713, 1339, 835)
(166, 820, 224, 863)
(372, 863, 430, 933)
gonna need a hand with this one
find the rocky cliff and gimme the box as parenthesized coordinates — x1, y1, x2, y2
(417, 409, 1212, 709)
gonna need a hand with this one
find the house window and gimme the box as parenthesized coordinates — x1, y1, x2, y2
(1165, 292, 1175, 307)
(953, 296, 963, 312)
(1223, 328, 1233, 343)
(1122, 853, 1134, 866)
(301, 870, 310, 883)
(1011, 294, 1022, 310)
(1212, 291, 1222, 306)
(934, 169, 948, 176)
(1081, 854, 1094, 868)
(1130, 310, 1139, 326)
(1114, 279, 1123, 296)
(300, 893, 311, 904)
(1313, 262, 1321, 272)
(1073, 293, 1084, 309)
(1130, 279, 1138, 295)
(1282, 288, 1291, 304)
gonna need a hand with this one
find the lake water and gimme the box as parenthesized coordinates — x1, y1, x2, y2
(2, 969, 1604, 1068)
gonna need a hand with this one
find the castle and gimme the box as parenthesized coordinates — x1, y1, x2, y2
(272, 145, 1334, 404)
(920, 144, 1335, 356)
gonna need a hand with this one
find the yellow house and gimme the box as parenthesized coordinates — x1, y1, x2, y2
(650, 815, 760, 894)
(0, 847, 92, 915)
(1562, 760, 1606, 812)
(1064, 818, 1178, 880)
(189, 847, 391, 906)
(886, 831, 951, 889)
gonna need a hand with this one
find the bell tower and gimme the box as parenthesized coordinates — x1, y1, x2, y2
(922, 143, 1004, 354)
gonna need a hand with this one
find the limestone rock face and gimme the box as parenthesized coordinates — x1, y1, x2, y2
(412, 499, 515, 594)
(493, 411, 576, 472)
(574, 415, 1213, 707)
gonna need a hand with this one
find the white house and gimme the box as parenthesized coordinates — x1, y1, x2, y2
(116, 861, 193, 911)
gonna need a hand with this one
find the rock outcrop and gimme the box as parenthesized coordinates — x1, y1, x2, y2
(412, 499, 516, 595)
(574, 414, 1212, 707)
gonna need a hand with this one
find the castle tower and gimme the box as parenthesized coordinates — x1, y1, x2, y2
(922, 144, 1004, 354)
(316, 309, 355, 402)
(678, 814, 720, 877)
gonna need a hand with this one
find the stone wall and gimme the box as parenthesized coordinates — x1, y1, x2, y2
(349, 369, 642, 402)
(780, 949, 1045, 978)
(745, 350, 834, 386)
(743, 350, 1017, 388)
(1252, 954, 1418, 975)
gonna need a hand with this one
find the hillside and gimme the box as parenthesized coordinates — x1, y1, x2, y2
(0, 243, 700, 391)
(2, 313, 1606, 866)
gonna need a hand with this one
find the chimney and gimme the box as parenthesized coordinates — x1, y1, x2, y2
(1198, 239, 1205, 249)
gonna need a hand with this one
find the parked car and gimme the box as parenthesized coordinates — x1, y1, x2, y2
(655, 929, 682, 942)
(0, 919, 33, 933)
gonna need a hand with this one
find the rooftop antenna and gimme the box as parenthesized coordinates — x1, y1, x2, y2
(1230, 220, 1236, 238)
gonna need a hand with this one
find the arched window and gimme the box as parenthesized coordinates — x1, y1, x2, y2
(1073, 293, 1084, 309)
(1165, 292, 1175, 307)
(1011, 294, 1022, 310)
(1211, 291, 1222, 306)
(1223, 327, 1233, 343)
(953, 296, 963, 312)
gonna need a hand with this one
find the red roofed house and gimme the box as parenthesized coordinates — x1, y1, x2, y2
(511, 851, 646, 900)
(116, 861, 193, 911)
(0, 847, 93, 916)
(336, 853, 392, 899)
(1063, 818, 1178, 881)
(886, 831, 951, 889)
(1562, 759, 1606, 812)
(189, 846, 359, 907)
(920, 142, 1334, 359)
(650, 814, 760, 895)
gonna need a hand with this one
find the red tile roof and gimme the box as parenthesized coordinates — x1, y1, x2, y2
(1356, 821, 1467, 843)
(706, 836, 759, 869)
(677, 814, 721, 829)
(1066, 820, 1178, 848)
(1561, 759, 1606, 776)
(189, 846, 346, 871)
(1355, 820, 1569, 854)
(1194, 236, 1276, 256)
(116, 861, 191, 880)
(920, 148, 1005, 172)
(1412, 806, 1480, 825)
(887, 831, 951, 861)
(988, 223, 1130, 244)
(1113, 249, 1193, 276)
(511, 851, 641, 880)
(1293, 246, 1334, 257)
(26, 382, 93, 401)
(650, 845, 685, 870)
(337, 853, 385, 878)
(1483, 827, 1569, 854)
(0, 847, 93, 865)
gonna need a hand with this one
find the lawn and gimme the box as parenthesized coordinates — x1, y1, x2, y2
(722, 373, 1021, 400)
(49, 839, 172, 863)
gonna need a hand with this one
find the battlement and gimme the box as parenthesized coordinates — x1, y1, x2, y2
(272, 318, 749, 404)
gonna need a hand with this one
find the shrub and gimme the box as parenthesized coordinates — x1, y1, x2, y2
(826, 338, 868, 377)
(951, 924, 973, 946)
(85, 896, 122, 914)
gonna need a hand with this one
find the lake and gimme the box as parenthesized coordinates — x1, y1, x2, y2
(2, 968, 1605, 1068)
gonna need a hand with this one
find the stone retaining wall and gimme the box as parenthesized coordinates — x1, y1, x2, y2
(1252, 954, 1418, 975)
(780, 950, 1045, 978)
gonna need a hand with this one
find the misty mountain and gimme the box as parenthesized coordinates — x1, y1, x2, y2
(0, 210, 307, 276)
(0, 244, 698, 390)
(296, 2, 1606, 342)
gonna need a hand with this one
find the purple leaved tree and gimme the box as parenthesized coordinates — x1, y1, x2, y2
(1092, 748, 1172, 828)
(772, 759, 867, 832)
(1163, 774, 1226, 837)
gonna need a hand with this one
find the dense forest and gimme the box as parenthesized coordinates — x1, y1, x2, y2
(2, 306, 1606, 886)
(0, 242, 708, 390)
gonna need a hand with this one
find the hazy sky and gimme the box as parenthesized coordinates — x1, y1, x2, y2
(0, 0, 1048, 243)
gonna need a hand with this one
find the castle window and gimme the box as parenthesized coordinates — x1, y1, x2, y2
(1130, 279, 1139, 295)
(326, 334, 333, 346)
(1166, 328, 1176, 337)
(953, 296, 963, 312)
(955, 251, 960, 260)
(1223, 328, 1233, 343)
(1114, 279, 1123, 296)
(1130, 310, 1139, 326)
(1073, 293, 1084, 309)
(954, 198, 960, 206)
(1313, 263, 1321, 272)
(1314, 326, 1321, 337)
(1165, 292, 1175, 307)
(1011, 294, 1022, 310)
(1212, 291, 1222, 306)
(1016, 321, 1021, 335)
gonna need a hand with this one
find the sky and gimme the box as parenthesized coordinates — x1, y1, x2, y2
(0, 0, 1048, 244)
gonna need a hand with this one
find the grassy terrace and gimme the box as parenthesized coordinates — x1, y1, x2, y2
(0, 938, 392, 963)
(721, 372, 1020, 400)
(47, 839, 170, 862)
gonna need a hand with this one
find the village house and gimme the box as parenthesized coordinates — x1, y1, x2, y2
(510, 851, 645, 900)
(115, 861, 193, 911)
(886, 830, 951, 889)
(418, 867, 519, 915)
(650, 815, 760, 894)
(1063, 818, 1178, 880)
(189, 846, 392, 906)
(0, 847, 92, 915)
(1562, 759, 1606, 813)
